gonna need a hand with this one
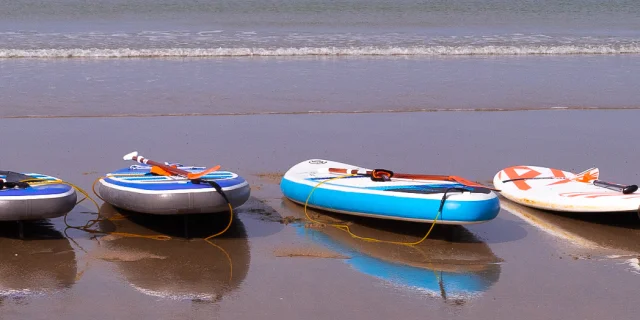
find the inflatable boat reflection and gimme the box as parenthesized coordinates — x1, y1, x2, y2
(283, 200, 502, 301)
(0, 221, 77, 298)
(98, 204, 250, 302)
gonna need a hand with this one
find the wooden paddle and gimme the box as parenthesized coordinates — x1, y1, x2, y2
(328, 168, 499, 191)
(123, 151, 220, 180)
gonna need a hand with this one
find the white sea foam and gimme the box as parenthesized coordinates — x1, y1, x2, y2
(626, 258, 640, 274)
(131, 284, 219, 301)
(1, 44, 640, 58)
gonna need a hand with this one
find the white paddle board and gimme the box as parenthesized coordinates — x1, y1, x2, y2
(493, 166, 640, 213)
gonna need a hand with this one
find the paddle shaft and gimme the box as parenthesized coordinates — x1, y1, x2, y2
(330, 168, 451, 180)
(593, 180, 638, 194)
(131, 155, 191, 177)
(328, 168, 496, 190)
(502, 176, 637, 194)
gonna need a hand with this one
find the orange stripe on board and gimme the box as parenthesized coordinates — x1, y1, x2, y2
(502, 166, 541, 191)
(584, 194, 626, 199)
(548, 179, 571, 186)
(560, 192, 640, 199)
(550, 168, 566, 178)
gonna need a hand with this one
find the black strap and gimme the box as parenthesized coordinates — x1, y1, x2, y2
(437, 187, 469, 219)
(0, 181, 31, 190)
(0, 171, 33, 183)
(0, 171, 32, 190)
(193, 179, 231, 205)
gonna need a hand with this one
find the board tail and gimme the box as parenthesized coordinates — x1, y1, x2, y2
(572, 167, 599, 183)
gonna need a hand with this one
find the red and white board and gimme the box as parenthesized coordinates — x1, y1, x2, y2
(493, 166, 640, 213)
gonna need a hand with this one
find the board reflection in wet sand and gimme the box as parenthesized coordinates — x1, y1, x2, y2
(499, 198, 640, 273)
(277, 199, 502, 303)
(0, 221, 77, 299)
(96, 204, 250, 302)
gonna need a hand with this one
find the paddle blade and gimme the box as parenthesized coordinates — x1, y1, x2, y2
(572, 167, 599, 183)
(123, 151, 138, 161)
(150, 166, 173, 176)
(187, 165, 221, 180)
(450, 176, 500, 192)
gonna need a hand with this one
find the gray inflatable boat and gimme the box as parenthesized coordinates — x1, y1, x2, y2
(96, 165, 250, 215)
(0, 171, 77, 221)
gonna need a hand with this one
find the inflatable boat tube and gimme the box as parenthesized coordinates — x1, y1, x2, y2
(0, 171, 77, 221)
(96, 165, 250, 215)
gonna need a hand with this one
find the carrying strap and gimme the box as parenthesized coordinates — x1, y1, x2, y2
(0, 170, 33, 183)
(193, 179, 231, 205)
(0, 171, 33, 189)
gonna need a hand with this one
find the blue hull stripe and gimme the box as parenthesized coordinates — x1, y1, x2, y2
(281, 178, 499, 222)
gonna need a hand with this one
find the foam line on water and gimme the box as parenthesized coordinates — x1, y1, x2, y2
(1, 44, 640, 58)
(3, 106, 640, 120)
(626, 258, 640, 274)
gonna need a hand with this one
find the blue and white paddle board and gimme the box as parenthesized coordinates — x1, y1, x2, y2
(281, 160, 500, 225)
(0, 172, 77, 221)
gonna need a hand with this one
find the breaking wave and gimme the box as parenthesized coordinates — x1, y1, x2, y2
(1, 44, 640, 58)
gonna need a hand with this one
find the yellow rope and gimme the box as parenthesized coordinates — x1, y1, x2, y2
(204, 237, 234, 282)
(303, 174, 441, 246)
(25, 178, 172, 241)
(25, 179, 101, 215)
(16, 172, 234, 241)
(93, 174, 232, 240)
(205, 203, 234, 240)
(91, 176, 107, 202)
(11, 173, 233, 284)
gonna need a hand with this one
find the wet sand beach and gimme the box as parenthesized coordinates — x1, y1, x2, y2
(1, 109, 639, 319)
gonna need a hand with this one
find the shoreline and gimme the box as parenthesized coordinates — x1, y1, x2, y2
(3, 106, 640, 119)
